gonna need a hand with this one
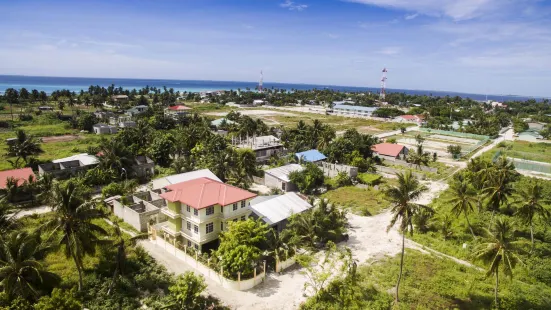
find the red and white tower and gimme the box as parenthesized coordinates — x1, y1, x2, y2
(380, 67, 388, 100)
(258, 70, 264, 93)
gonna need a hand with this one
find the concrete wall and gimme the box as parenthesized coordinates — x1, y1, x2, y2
(113, 193, 164, 232)
(264, 173, 297, 192)
(318, 162, 358, 178)
(152, 237, 266, 291)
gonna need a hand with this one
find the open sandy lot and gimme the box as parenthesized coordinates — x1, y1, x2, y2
(41, 135, 81, 143)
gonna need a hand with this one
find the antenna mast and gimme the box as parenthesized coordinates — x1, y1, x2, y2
(258, 70, 264, 93)
(380, 67, 388, 100)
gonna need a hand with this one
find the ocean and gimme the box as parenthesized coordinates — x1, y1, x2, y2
(0, 75, 543, 102)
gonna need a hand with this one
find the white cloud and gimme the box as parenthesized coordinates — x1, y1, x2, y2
(346, 0, 503, 21)
(280, 0, 308, 11)
(405, 13, 418, 20)
(377, 47, 401, 55)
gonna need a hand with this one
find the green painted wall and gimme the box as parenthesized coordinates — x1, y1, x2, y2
(169, 217, 182, 231)
(168, 201, 180, 213)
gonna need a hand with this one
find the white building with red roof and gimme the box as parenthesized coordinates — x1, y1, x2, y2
(157, 177, 257, 251)
(165, 105, 192, 118)
(395, 114, 425, 125)
(372, 143, 409, 161)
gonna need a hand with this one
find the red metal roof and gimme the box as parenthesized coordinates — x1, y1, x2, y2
(0, 168, 35, 189)
(399, 115, 417, 120)
(372, 143, 406, 157)
(160, 177, 257, 209)
(168, 105, 191, 111)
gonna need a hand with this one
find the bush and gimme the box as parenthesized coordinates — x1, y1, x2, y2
(334, 172, 352, 188)
(357, 173, 382, 186)
(101, 182, 124, 198)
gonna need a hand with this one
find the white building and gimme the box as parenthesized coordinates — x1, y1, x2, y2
(264, 164, 304, 192)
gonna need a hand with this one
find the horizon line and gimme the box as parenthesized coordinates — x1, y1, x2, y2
(0, 74, 546, 100)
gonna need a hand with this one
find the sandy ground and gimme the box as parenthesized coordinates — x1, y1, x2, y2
(207, 110, 297, 117)
(139, 179, 452, 310)
(41, 135, 81, 143)
(140, 239, 309, 310)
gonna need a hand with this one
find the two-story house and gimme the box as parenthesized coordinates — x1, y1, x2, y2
(158, 177, 257, 252)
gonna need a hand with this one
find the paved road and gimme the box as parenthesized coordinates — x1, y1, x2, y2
(470, 128, 513, 159)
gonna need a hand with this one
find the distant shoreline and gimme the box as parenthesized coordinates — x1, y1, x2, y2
(0, 74, 546, 102)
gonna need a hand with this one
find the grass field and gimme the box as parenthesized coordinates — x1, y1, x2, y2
(0, 123, 105, 171)
(490, 141, 551, 163)
(359, 249, 551, 309)
(321, 185, 391, 216)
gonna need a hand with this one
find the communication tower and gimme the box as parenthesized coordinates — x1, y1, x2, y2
(380, 67, 388, 100)
(258, 70, 264, 93)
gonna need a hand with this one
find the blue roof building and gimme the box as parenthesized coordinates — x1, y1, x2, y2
(295, 149, 327, 163)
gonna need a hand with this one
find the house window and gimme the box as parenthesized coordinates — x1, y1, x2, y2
(206, 222, 214, 234)
(206, 206, 214, 215)
(233, 203, 238, 211)
(194, 225, 198, 234)
(193, 209, 198, 216)
(282, 182, 286, 191)
(186, 205, 190, 212)
(241, 201, 246, 208)
(194, 244, 199, 250)
(187, 221, 191, 231)
(220, 206, 223, 213)
(221, 222, 224, 231)
(187, 240, 191, 247)
(241, 216, 246, 221)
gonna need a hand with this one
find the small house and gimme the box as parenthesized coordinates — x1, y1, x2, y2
(372, 143, 408, 161)
(250, 192, 314, 232)
(295, 149, 327, 163)
(93, 123, 118, 135)
(0, 168, 35, 190)
(264, 164, 304, 192)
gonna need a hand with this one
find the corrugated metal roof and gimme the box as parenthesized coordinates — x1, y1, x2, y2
(53, 153, 99, 166)
(296, 149, 327, 162)
(152, 169, 221, 190)
(333, 104, 378, 112)
(264, 164, 304, 182)
(372, 143, 406, 157)
(251, 192, 313, 225)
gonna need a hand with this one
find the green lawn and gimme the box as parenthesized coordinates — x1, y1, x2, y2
(0, 128, 105, 171)
(359, 249, 551, 309)
(491, 140, 551, 163)
(321, 185, 390, 216)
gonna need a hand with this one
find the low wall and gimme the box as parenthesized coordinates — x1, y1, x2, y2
(151, 237, 266, 291)
(375, 165, 426, 179)
(387, 159, 438, 173)
(318, 162, 358, 178)
(276, 257, 296, 273)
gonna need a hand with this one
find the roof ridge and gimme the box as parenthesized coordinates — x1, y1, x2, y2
(198, 183, 206, 208)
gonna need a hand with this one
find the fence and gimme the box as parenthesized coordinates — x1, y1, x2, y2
(152, 236, 267, 291)
(387, 159, 438, 173)
(418, 128, 489, 140)
(493, 150, 551, 175)
(419, 127, 490, 155)
(318, 162, 358, 178)
(375, 165, 427, 179)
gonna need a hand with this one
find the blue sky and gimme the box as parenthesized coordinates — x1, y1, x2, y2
(1, 0, 551, 97)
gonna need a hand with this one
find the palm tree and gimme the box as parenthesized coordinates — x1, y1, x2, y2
(512, 181, 551, 251)
(483, 172, 515, 218)
(98, 138, 133, 177)
(474, 217, 524, 308)
(41, 181, 108, 291)
(0, 197, 16, 233)
(385, 171, 429, 303)
(447, 179, 478, 238)
(7, 130, 43, 164)
(107, 220, 148, 295)
(0, 231, 60, 301)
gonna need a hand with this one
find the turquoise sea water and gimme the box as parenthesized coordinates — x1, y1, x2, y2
(0, 75, 541, 102)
